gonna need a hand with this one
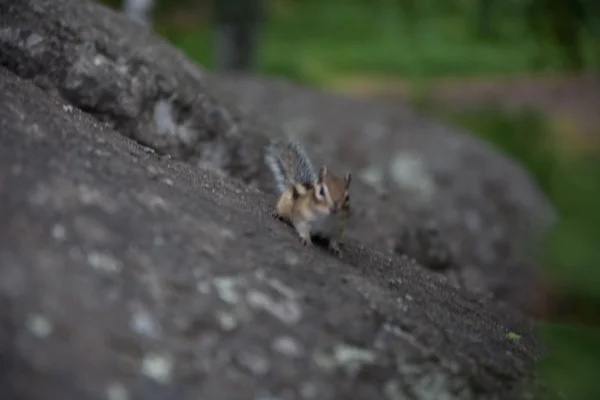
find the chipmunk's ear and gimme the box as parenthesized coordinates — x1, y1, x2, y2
(318, 166, 327, 183)
(344, 172, 351, 188)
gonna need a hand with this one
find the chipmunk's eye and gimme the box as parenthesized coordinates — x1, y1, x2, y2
(319, 187, 326, 197)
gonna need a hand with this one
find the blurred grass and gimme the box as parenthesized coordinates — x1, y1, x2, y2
(537, 322, 600, 400)
(155, 0, 598, 85)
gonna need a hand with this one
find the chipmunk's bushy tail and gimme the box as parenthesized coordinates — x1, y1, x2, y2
(264, 139, 317, 194)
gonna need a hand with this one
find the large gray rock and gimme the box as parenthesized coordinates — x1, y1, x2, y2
(0, 0, 555, 313)
(0, 0, 555, 398)
(0, 0, 269, 183)
(0, 64, 540, 400)
(206, 74, 557, 311)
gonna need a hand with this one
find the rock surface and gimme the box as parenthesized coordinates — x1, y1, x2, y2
(0, 0, 556, 313)
(0, 0, 554, 398)
(0, 63, 539, 400)
(207, 73, 557, 309)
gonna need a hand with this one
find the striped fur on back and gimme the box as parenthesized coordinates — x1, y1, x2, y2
(264, 139, 318, 194)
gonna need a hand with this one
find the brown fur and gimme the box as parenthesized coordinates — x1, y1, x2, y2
(272, 166, 351, 255)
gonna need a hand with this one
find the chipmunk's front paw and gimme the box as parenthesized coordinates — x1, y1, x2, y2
(299, 236, 313, 247)
(329, 241, 342, 257)
(271, 211, 283, 221)
(294, 223, 312, 247)
(298, 233, 313, 247)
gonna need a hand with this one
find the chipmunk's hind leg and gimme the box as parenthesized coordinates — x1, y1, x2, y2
(271, 209, 284, 221)
(272, 189, 293, 222)
(271, 204, 287, 222)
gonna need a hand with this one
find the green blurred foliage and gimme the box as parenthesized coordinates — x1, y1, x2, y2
(537, 322, 600, 400)
(133, 0, 599, 82)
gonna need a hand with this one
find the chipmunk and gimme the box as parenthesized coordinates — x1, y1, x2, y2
(264, 139, 351, 255)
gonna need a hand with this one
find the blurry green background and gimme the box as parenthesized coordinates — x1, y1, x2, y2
(105, 0, 600, 398)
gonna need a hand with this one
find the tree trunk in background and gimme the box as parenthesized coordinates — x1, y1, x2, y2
(475, 0, 495, 39)
(550, 0, 585, 70)
(213, 0, 265, 72)
(122, 0, 155, 25)
(526, 0, 586, 70)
